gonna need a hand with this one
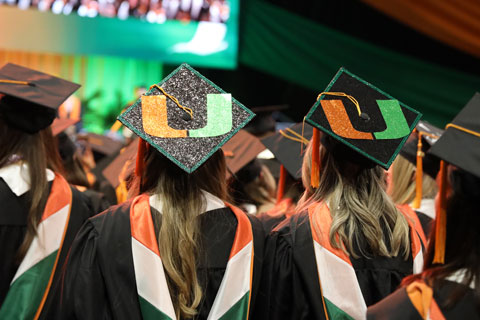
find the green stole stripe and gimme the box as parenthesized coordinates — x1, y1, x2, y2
(0, 250, 58, 319)
(324, 297, 355, 320)
(138, 295, 174, 320)
(218, 291, 250, 320)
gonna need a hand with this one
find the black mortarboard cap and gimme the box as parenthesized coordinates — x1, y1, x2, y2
(118, 63, 255, 173)
(82, 132, 124, 159)
(102, 139, 138, 188)
(429, 92, 480, 178)
(222, 129, 265, 178)
(400, 121, 443, 178)
(261, 122, 313, 180)
(305, 67, 421, 169)
(0, 63, 80, 133)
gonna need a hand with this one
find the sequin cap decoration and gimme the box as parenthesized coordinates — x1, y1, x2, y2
(305, 67, 422, 169)
(118, 63, 255, 173)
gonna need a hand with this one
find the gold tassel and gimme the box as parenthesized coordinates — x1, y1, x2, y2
(412, 134, 423, 209)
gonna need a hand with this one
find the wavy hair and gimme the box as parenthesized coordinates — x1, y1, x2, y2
(298, 136, 411, 259)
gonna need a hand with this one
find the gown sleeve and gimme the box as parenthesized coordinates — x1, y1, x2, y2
(57, 220, 111, 319)
(253, 226, 314, 320)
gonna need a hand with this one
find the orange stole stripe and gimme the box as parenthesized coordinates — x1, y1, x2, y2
(224, 203, 254, 259)
(130, 194, 160, 256)
(406, 280, 446, 320)
(34, 174, 72, 320)
(397, 204, 427, 256)
(320, 100, 373, 140)
(41, 174, 72, 221)
(308, 202, 352, 266)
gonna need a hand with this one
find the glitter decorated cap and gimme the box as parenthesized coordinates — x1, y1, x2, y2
(261, 122, 313, 180)
(118, 63, 255, 173)
(0, 63, 80, 133)
(305, 67, 422, 169)
(429, 92, 480, 178)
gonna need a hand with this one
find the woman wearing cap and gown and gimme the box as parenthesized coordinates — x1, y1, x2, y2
(0, 64, 94, 319)
(55, 64, 264, 320)
(368, 93, 480, 319)
(254, 69, 427, 320)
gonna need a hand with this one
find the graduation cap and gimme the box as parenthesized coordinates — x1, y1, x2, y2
(0, 63, 80, 134)
(51, 117, 79, 136)
(221, 129, 265, 179)
(79, 132, 124, 161)
(261, 123, 313, 202)
(305, 67, 421, 187)
(428, 92, 480, 264)
(399, 121, 443, 209)
(102, 139, 138, 188)
(245, 104, 289, 137)
(118, 63, 255, 174)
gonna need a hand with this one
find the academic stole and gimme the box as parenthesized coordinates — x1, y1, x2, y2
(308, 202, 425, 320)
(130, 194, 254, 320)
(0, 174, 72, 319)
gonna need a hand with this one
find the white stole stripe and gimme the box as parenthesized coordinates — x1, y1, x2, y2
(11, 204, 70, 284)
(207, 241, 253, 320)
(131, 238, 176, 320)
(313, 241, 367, 320)
(413, 250, 424, 274)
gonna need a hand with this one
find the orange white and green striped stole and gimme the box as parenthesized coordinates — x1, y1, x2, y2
(308, 202, 426, 320)
(130, 194, 254, 320)
(0, 174, 72, 319)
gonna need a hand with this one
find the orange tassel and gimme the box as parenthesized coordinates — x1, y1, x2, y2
(276, 165, 287, 204)
(433, 160, 448, 264)
(412, 134, 423, 209)
(135, 139, 147, 177)
(311, 128, 320, 188)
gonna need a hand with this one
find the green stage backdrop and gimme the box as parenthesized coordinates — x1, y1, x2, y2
(239, 0, 480, 127)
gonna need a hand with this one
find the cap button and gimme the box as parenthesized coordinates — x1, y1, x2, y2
(360, 113, 370, 122)
(182, 112, 192, 121)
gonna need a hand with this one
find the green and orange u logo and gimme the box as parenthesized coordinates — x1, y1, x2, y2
(142, 93, 232, 138)
(321, 99, 410, 140)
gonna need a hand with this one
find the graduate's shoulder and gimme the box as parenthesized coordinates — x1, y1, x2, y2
(85, 199, 133, 236)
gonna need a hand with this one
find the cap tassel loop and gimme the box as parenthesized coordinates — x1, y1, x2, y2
(412, 133, 424, 209)
(433, 160, 448, 264)
(311, 128, 320, 188)
(276, 165, 287, 204)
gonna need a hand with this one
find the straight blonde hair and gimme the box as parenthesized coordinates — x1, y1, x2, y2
(139, 148, 228, 319)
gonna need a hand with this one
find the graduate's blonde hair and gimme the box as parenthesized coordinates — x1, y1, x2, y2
(388, 155, 438, 205)
(298, 138, 411, 259)
(139, 148, 228, 319)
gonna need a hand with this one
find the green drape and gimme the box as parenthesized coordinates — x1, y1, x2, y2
(239, 0, 480, 126)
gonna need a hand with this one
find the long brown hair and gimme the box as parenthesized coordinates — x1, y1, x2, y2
(402, 167, 480, 308)
(297, 136, 411, 259)
(136, 146, 227, 319)
(0, 118, 63, 260)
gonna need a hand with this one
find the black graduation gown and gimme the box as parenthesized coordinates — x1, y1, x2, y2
(254, 211, 416, 320)
(0, 178, 94, 319)
(367, 279, 480, 320)
(55, 200, 265, 320)
(81, 188, 113, 214)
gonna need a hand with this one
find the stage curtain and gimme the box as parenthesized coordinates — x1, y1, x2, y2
(0, 50, 163, 133)
(239, 0, 480, 127)
(361, 0, 480, 58)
